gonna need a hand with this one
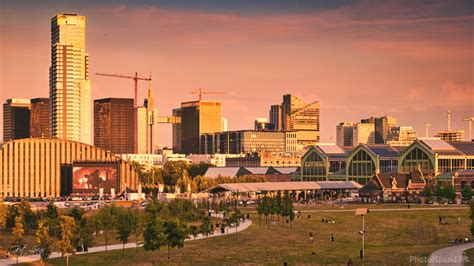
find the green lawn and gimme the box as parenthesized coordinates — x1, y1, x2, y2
(38, 207, 469, 265)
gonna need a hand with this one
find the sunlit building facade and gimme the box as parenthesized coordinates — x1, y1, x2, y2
(30, 98, 51, 138)
(0, 138, 139, 198)
(300, 145, 349, 181)
(50, 14, 91, 144)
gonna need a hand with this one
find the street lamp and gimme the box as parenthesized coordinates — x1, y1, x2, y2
(355, 208, 369, 264)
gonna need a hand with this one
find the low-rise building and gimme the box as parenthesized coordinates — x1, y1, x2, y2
(226, 152, 301, 167)
(358, 170, 426, 203)
(120, 154, 163, 169)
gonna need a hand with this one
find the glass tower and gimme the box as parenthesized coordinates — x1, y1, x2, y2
(49, 14, 91, 144)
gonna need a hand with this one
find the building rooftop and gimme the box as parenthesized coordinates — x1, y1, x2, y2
(204, 181, 361, 193)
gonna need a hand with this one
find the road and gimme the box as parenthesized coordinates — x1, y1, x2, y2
(0, 218, 252, 265)
(428, 242, 474, 266)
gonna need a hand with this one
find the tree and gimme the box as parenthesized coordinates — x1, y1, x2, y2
(443, 184, 456, 201)
(470, 201, 474, 237)
(18, 200, 38, 233)
(143, 216, 166, 264)
(78, 216, 94, 256)
(0, 203, 7, 230)
(6, 205, 20, 230)
(188, 162, 212, 178)
(275, 191, 283, 222)
(55, 215, 76, 265)
(11, 216, 25, 264)
(164, 219, 187, 260)
(423, 183, 433, 200)
(281, 192, 294, 228)
(94, 204, 118, 251)
(66, 206, 85, 223)
(199, 216, 214, 241)
(189, 225, 199, 239)
(462, 185, 473, 201)
(34, 220, 53, 262)
(132, 209, 146, 247)
(43, 201, 60, 238)
(116, 208, 136, 257)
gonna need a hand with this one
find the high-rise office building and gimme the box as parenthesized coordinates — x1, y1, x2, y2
(50, 14, 91, 144)
(336, 122, 355, 147)
(281, 94, 320, 146)
(353, 123, 375, 145)
(221, 117, 228, 132)
(361, 116, 397, 144)
(94, 98, 134, 154)
(172, 108, 182, 153)
(269, 104, 282, 131)
(3, 99, 31, 141)
(30, 98, 51, 138)
(181, 100, 222, 154)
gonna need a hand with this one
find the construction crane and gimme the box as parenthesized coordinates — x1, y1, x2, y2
(96, 72, 152, 153)
(96, 72, 152, 108)
(191, 88, 224, 101)
(424, 123, 431, 138)
(464, 117, 474, 141)
(290, 101, 319, 115)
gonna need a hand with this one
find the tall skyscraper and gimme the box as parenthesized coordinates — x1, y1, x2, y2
(269, 104, 282, 131)
(361, 116, 397, 144)
(281, 94, 320, 146)
(172, 108, 182, 153)
(30, 98, 51, 138)
(336, 122, 355, 147)
(50, 14, 91, 144)
(181, 100, 222, 154)
(3, 99, 31, 141)
(94, 98, 134, 154)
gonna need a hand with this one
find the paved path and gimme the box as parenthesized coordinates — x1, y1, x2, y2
(427, 242, 474, 266)
(243, 206, 467, 214)
(0, 218, 252, 265)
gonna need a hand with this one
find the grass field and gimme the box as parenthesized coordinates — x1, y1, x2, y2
(33, 207, 470, 265)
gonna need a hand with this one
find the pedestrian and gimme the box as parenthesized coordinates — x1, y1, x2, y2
(309, 232, 314, 244)
(330, 233, 335, 242)
(247, 213, 250, 220)
(439, 216, 442, 225)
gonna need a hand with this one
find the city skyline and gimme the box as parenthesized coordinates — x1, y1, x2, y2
(1, 1, 473, 146)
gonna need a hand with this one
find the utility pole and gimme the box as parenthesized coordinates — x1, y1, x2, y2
(464, 117, 474, 141)
(356, 208, 369, 265)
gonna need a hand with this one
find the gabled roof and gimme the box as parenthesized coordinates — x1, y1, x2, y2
(448, 141, 474, 156)
(375, 171, 425, 189)
(418, 139, 463, 156)
(204, 167, 242, 178)
(364, 145, 403, 158)
(244, 167, 271, 175)
(204, 181, 362, 193)
(272, 167, 299, 174)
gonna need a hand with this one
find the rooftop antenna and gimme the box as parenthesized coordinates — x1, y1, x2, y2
(447, 110, 451, 130)
(424, 123, 431, 138)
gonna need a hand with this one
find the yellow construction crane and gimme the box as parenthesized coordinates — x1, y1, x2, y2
(191, 88, 224, 101)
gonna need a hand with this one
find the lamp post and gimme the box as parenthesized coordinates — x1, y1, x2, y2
(355, 208, 369, 264)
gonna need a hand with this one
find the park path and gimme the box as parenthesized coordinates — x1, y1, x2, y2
(0, 217, 252, 265)
(427, 242, 474, 266)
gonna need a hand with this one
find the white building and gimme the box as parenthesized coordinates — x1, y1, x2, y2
(50, 14, 91, 145)
(121, 154, 163, 169)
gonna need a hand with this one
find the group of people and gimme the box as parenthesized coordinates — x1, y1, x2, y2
(321, 218, 336, 224)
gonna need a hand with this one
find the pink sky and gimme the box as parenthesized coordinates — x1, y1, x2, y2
(1, 1, 473, 146)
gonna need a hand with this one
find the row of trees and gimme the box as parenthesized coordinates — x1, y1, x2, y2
(423, 183, 472, 201)
(257, 191, 295, 228)
(0, 199, 242, 265)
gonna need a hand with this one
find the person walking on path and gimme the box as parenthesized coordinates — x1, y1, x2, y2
(309, 232, 314, 244)
(330, 233, 335, 242)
